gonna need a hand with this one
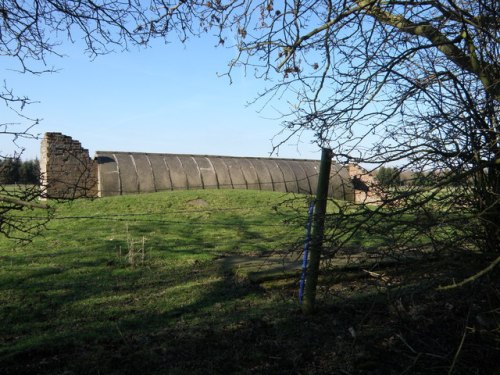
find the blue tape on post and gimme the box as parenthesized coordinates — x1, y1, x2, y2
(299, 201, 315, 304)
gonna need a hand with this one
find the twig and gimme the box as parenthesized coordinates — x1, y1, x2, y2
(437, 256, 500, 290)
(448, 309, 470, 375)
(396, 333, 418, 354)
(115, 323, 129, 346)
(0, 196, 49, 209)
(363, 269, 390, 282)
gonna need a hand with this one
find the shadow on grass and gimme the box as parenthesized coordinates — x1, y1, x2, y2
(1, 230, 498, 375)
(1, 238, 292, 374)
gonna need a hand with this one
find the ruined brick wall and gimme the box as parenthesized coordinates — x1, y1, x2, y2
(40, 133, 98, 199)
(348, 164, 386, 204)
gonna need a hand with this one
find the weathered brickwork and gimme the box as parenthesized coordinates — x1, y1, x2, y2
(348, 163, 385, 204)
(40, 133, 98, 199)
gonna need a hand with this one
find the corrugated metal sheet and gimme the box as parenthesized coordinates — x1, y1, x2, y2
(95, 152, 354, 201)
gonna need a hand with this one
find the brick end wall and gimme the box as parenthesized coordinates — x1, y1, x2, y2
(40, 133, 98, 199)
(347, 164, 386, 204)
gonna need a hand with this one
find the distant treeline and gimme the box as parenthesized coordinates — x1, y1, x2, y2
(0, 158, 40, 185)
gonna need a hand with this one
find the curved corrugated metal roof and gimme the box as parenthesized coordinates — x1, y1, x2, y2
(95, 152, 354, 201)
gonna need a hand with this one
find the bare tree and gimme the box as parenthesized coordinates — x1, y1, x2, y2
(2, 0, 497, 275)
(1, 0, 498, 370)
(145, 1, 499, 368)
(1, 0, 154, 238)
(1, 0, 497, 273)
(145, 0, 499, 250)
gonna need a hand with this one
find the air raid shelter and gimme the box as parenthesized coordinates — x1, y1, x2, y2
(40, 133, 381, 203)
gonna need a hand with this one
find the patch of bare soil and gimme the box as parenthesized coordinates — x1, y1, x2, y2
(187, 198, 209, 207)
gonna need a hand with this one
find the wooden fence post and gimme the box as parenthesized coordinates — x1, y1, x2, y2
(302, 148, 333, 314)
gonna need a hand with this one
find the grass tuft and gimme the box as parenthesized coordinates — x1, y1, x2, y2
(0, 190, 497, 374)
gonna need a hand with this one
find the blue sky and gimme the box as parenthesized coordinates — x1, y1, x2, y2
(1, 35, 321, 161)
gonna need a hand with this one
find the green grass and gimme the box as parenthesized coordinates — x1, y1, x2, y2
(0, 189, 496, 374)
(0, 190, 314, 373)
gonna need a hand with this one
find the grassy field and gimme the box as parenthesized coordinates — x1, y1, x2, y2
(0, 189, 497, 374)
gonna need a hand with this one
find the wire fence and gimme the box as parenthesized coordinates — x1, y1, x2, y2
(5, 196, 310, 257)
(16, 214, 293, 227)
